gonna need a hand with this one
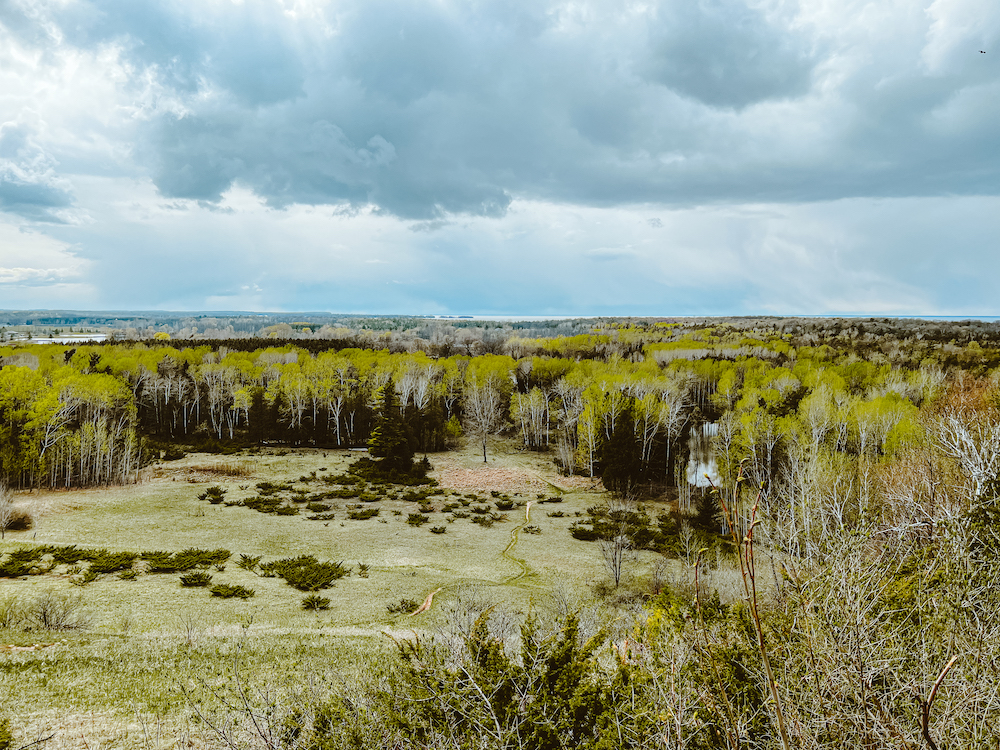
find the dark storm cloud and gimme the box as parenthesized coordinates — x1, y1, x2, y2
(5, 0, 1000, 220)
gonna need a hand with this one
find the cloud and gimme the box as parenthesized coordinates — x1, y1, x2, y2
(1, 0, 999, 315)
(0, 122, 76, 221)
(5, 0, 999, 221)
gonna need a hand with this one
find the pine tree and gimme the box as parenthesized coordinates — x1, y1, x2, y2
(368, 378, 413, 473)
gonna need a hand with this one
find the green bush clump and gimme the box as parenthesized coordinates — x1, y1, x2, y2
(255, 481, 293, 496)
(199, 485, 227, 504)
(259, 555, 349, 591)
(522, 525, 541, 535)
(407, 514, 429, 527)
(387, 598, 419, 614)
(118, 569, 139, 581)
(471, 505, 492, 515)
(417, 503, 434, 514)
(88, 550, 138, 574)
(210, 584, 254, 599)
(237, 554, 262, 572)
(430, 526, 447, 534)
(243, 496, 284, 513)
(547, 510, 566, 518)
(306, 502, 331, 513)
(472, 514, 505, 528)
(307, 512, 337, 521)
(348, 508, 380, 520)
(302, 594, 331, 611)
(179, 571, 213, 587)
(274, 505, 299, 516)
(143, 548, 231, 573)
(451, 510, 470, 519)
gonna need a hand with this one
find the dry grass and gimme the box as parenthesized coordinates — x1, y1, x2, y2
(0, 441, 682, 746)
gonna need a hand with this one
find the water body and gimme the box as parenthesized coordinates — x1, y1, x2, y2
(686, 422, 721, 488)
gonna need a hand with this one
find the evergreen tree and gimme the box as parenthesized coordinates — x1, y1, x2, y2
(368, 379, 413, 472)
(599, 401, 642, 496)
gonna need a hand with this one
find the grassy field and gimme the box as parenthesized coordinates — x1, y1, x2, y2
(0, 442, 673, 748)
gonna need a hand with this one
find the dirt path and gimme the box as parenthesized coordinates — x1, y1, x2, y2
(409, 501, 537, 616)
(501, 501, 534, 584)
(409, 587, 443, 616)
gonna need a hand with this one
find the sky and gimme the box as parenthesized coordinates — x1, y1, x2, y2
(1, 0, 998, 317)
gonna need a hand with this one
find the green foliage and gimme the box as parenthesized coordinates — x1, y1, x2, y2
(386, 598, 419, 615)
(302, 594, 331, 611)
(237, 554, 262, 572)
(367, 378, 413, 473)
(198, 485, 227, 504)
(142, 548, 231, 573)
(259, 555, 349, 591)
(429, 526, 446, 534)
(406, 513, 429, 526)
(179, 571, 213, 587)
(347, 508, 379, 520)
(210, 584, 255, 599)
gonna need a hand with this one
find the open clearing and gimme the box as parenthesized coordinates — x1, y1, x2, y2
(0, 441, 673, 746)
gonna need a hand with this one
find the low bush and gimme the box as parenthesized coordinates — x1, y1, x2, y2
(198, 485, 227, 504)
(348, 508, 380, 520)
(117, 569, 139, 581)
(429, 526, 447, 534)
(386, 598, 419, 614)
(306, 502, 331, 513)
(210, 584, 255, 599)
(28, 591, 90, 630)
(88, 550, 138, 574)
(302, 594, 331, 611)
(522, 525, 541, 535)
(407, 514, 429, 527)
(143, 548, 231, 573)
(236, 554, 261, 573)
(259, 555, 349, 591)
(274, 505, 299, 516)
(180, 571, 213, 587)
(243, 496, 284, 513)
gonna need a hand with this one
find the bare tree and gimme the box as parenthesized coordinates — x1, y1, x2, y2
(463, 374, 507, 463)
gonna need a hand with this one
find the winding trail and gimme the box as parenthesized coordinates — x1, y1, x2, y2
(409, 501, 536, 616)
(409, 587, 443, 616)
(501, 501, 534, 584)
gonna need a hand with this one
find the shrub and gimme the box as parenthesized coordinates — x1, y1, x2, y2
(302, 594, 331, 611)
(117, 569, 139, 581)
(274, 505, 299, 516)
(259, 556, 349, 591)
(244, 496, 284, 513)
(358, 563, 370, 578)
(452, 510, 470, 519)
(28, 591, 90, 630)
(89, 551, 138, 574)
(0, 595, 23, 629)
(143, 548, 230, 573)
(430, 526, 447, 534)
(180, 572, 213, 587)
(471, 505, 492, 515)
(548, 511, 566, 518)
(199, 485, 227, 504)
(407, 514, 429, 527)
(306, 502, 331, 513)
(210, 584, 255, 599)
(494, 500, 516, 511)
(386, 598, 419, 614)
(237, 554, 262, 573)
(348, 508, 380, 520)
(523, 525, 541, 535)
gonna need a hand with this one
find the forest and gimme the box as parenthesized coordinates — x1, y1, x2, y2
(2, 316, 1000, 748)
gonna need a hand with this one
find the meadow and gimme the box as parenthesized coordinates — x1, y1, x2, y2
(0, 442, 665, 748)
